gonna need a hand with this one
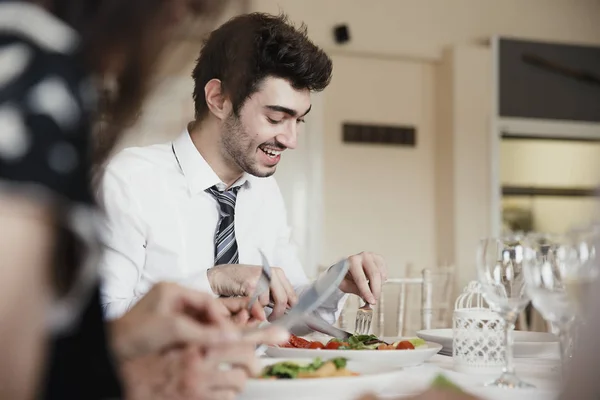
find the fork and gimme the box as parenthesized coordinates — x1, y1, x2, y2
(354, 300, 373, 335)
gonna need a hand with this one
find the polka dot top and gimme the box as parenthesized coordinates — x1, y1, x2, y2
(0, 2, 95, 206)
(0, 3, 123, 399)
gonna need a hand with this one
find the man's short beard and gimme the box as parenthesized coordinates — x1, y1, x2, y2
(221, 112, 275, 178)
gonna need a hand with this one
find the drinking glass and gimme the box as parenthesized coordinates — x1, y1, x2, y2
(477, 236, 534, 389)
(562, 226, 599, 321)
(522, 233, 577, 377)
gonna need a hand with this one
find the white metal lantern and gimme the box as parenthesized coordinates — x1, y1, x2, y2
(453, 281, 505, 373)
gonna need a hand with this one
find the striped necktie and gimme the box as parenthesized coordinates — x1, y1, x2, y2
(206, 185, 241, 265)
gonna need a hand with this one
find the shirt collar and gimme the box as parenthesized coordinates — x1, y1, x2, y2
(172, 129, 252, 194)
(0, 2, 79, 54)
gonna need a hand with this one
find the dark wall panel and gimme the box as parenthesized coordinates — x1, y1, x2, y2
(499, 38, 600, 122)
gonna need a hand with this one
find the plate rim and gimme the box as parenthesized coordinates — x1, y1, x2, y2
(266, 340, 442, 353)
(416, 328, 558, 343)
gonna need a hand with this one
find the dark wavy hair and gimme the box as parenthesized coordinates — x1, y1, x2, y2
(192, 13, 333, 120)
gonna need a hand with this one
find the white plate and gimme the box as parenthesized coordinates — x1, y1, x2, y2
(264, 336, 442, 367)
(416, 329, 559, 358)
(239, 358, 402, 400)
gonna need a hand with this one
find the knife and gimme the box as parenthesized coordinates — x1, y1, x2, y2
(266, 258, 349, 329)
(303, 313, 353, 340)
(265, 302, 352, 340)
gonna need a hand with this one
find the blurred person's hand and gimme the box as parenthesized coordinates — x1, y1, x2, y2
(207, 265, 298, 320)
(122, 340, 270, 400)
(218, 296, 267, 325)
(356, 389, 480, 400)
(109, 282, 267, 362)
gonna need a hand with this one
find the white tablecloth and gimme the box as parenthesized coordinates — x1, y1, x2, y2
(379, 354, 561, 400)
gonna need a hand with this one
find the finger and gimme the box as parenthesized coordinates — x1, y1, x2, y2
(165, 283, 231, 324)
(374, 253, 388, 282)
(241, 324, 289, 346)
(218, 296, 261, 319)
(218, 297, 245, 315)
(274, 268, 298, 306)
(348, 256, 376, 304)
(231, 309, 250, 325)
(202, 389, 238, 400)
(230, 304, 266, 325)
(268, 273, 288, 319)
(258, 290, 270, 307)
(249, 299, 267, 321)
(149, 316, 242, 353)
(217, 297, 261, 325)
(363, 253, 383, 303)
(205, 345, 259, 376)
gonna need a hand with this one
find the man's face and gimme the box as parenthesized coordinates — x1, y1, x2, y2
(220, 77, 311, 178)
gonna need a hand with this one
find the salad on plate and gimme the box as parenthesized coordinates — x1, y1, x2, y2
(280, 334, 427, 350)
(259, 357, 358, 379)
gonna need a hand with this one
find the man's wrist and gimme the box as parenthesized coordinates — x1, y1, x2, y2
(207, 266, 219, 294)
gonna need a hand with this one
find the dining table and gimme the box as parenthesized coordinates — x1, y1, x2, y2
(252, 347, 562, 400)
(377, 352, 561, 400)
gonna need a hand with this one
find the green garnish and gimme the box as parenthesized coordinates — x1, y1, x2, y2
(331, 357, 347, 369)
(341, 334, 384, 350)
(261, 357, 349, 379)
(430, 374, 464, 393)
(261, 362, 302, 379)
(408, 338, 426, 347)
(354, 334, 379, 342)
(306, 357, 324, 370)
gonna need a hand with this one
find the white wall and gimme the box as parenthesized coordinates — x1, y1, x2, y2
(439, 46, 492, 293)
(250, 0, 600, 60)
(322, 54, 437, 275)
(274, 93, 325, 278)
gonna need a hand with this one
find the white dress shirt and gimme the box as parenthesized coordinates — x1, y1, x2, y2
(98, 129, 346, 321)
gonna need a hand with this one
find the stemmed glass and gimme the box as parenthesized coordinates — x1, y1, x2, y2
(522, 233, 577, 377)
(562, 226, 599, 321)
(477, 236, 534, 389)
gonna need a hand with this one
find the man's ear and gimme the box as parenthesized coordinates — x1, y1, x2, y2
(204, 79, 232, 120)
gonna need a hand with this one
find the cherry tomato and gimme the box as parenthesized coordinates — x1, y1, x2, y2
(396, 340, 415, 350)
(325, 341, 342, 350)
(309, 341, 325, 349)
(289, 334, 312, 348)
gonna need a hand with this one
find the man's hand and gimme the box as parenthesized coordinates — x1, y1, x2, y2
(110, 282, 242, 362)
(338, 252, 387, 304)
(218, 296, 267, 325)
(207, 264, 297, 319)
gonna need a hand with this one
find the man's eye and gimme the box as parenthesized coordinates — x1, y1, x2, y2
(267, 117, 282, 124)
(297, 119, 305, 124)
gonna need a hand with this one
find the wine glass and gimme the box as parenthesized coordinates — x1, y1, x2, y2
(562, 226, 599, 320)
(522, 233, 577, 377)
(477, 236, 534, 389)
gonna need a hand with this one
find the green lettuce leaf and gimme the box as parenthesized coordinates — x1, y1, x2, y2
(430, 374, 464, 393)
(408, 338, 427, 347)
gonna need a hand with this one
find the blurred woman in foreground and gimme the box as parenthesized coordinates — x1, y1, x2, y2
(0, 1, 285, 399)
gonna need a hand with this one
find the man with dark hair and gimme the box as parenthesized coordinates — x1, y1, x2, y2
(98, 13, 387, 323)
